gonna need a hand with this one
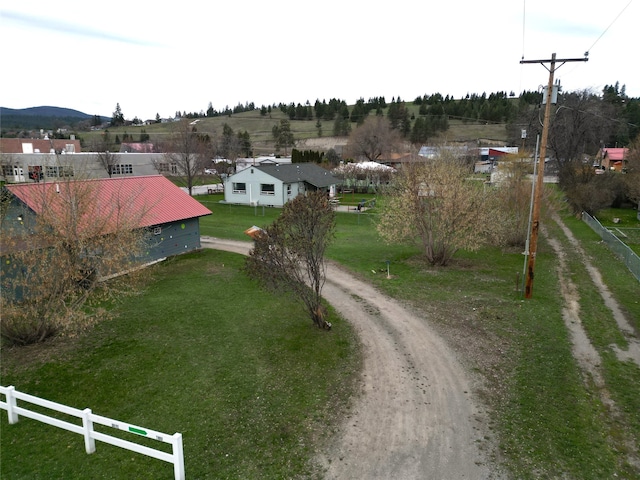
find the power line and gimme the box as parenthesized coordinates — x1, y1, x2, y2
(586, 0, 633, 55)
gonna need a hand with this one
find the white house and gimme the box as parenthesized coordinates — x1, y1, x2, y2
(223, 163, 340, 207)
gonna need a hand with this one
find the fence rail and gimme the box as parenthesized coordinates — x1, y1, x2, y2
(0, 385, 185, 480)
(582, 212, 640, 282)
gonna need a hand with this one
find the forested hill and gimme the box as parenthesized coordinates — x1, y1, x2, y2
(0, 106, 107, 131)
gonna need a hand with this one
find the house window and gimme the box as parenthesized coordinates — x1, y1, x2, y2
(153, 226, 162, 235)
(28, 165, 43, 181)
(260, 183, 275, 196)
(287, 184, 292, 196)
(156, 163, 177, 174)
(1, 165, 20, 177)
(111, 164, 134, 175)
(45, 165, 74, 178)
(233, 182, 246, 194)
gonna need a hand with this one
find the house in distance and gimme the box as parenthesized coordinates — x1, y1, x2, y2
(223, 163, 340, 207)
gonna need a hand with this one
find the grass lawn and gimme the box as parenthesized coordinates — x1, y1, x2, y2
(2, 196, 639, 479)
(596, 207, 640, 255)
(0, 250, 360, 479)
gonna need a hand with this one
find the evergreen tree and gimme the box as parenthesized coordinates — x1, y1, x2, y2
(111, 103, 125, 127)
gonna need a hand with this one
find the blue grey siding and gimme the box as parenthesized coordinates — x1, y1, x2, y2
(145, 218, 202, 260)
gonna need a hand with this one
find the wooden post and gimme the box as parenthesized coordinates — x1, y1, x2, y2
(520, 53, 588, 298)
(524, 53, 555, 299)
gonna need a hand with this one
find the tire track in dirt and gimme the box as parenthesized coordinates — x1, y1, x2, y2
(544, 217, 640, 470)
(550, 214, 640, 368)
(317, 263, 493, 479)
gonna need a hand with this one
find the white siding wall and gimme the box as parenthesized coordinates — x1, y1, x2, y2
(224, 168, 288, 207)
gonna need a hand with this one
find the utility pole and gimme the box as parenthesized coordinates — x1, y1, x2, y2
(520, 53, 588, 299)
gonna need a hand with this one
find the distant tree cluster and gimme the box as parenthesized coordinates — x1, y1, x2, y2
(414, 91, 521, 124)
(291, 149, 324, 163)
(171, 101, 258, 121)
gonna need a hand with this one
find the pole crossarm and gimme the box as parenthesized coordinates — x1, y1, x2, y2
(520, 57, 588, 64)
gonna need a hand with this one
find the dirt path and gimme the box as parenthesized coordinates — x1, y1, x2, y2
(543, 215, 640, 469)
(201, 237, 495, 479)
(547, 214, 640, 369)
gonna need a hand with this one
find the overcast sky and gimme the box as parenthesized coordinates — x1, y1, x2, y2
(0, 0, 636, 121)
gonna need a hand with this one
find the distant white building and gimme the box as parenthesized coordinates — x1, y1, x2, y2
(235, 156, 292, 172)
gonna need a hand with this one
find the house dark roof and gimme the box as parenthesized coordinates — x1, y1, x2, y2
(255, 163, 340, 188)
(6, 176, 212, 231)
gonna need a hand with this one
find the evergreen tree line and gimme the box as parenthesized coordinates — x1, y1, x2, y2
(291, 149, 325, 163)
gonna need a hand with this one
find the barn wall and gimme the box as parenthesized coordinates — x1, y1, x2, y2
(145, 217, 202, 260)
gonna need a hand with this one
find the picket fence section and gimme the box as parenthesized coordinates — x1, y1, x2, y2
(0, 385, 185, 480)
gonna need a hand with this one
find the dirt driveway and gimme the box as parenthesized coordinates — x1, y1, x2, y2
(201, 237, 496, 479)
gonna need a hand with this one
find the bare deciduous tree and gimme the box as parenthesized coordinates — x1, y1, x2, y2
(487, 157, 537, 247)
(624, 138, 640, 207)
(345, 116, 403, 162)
(244, 191, 335, 329)
(377, 156, 491, 266)
(162, 119, 212, 195)
(90, 131, 119, 177)
(0, 179, 150, 346)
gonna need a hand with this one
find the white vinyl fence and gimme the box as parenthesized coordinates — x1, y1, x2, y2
(0, 385, 185, 480)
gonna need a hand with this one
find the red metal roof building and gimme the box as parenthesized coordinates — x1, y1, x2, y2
(5, 176, 212, 260)
(599, 147, 628, 172)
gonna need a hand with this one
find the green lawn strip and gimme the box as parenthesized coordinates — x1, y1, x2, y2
(1, 250, 360, 479)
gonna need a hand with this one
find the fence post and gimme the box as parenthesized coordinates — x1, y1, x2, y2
(173, 432, 185, 480)
(6, 385, 19, 424)
(82, 408, 96, 454)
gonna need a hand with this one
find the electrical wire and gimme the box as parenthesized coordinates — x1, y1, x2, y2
(585, 0, 633, 55)
(520, 0, 527, 94)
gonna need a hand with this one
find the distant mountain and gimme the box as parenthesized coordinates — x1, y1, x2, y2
(0, 106, 109, 131)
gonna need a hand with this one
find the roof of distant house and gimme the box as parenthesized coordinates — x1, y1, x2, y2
(6, 175, 212, 232)
(601, 147, 628, 161)
(120, 142, 157, 153)
(253, 163, 340, 188)
(0, 138, 82, 154)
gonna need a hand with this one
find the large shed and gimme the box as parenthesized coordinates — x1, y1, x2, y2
(3, 175, 212, 262)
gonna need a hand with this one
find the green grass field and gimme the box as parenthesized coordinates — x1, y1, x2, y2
(2, 196, 639, 479)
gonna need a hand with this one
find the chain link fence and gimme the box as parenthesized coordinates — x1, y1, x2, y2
(582, 212, 640, 282)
